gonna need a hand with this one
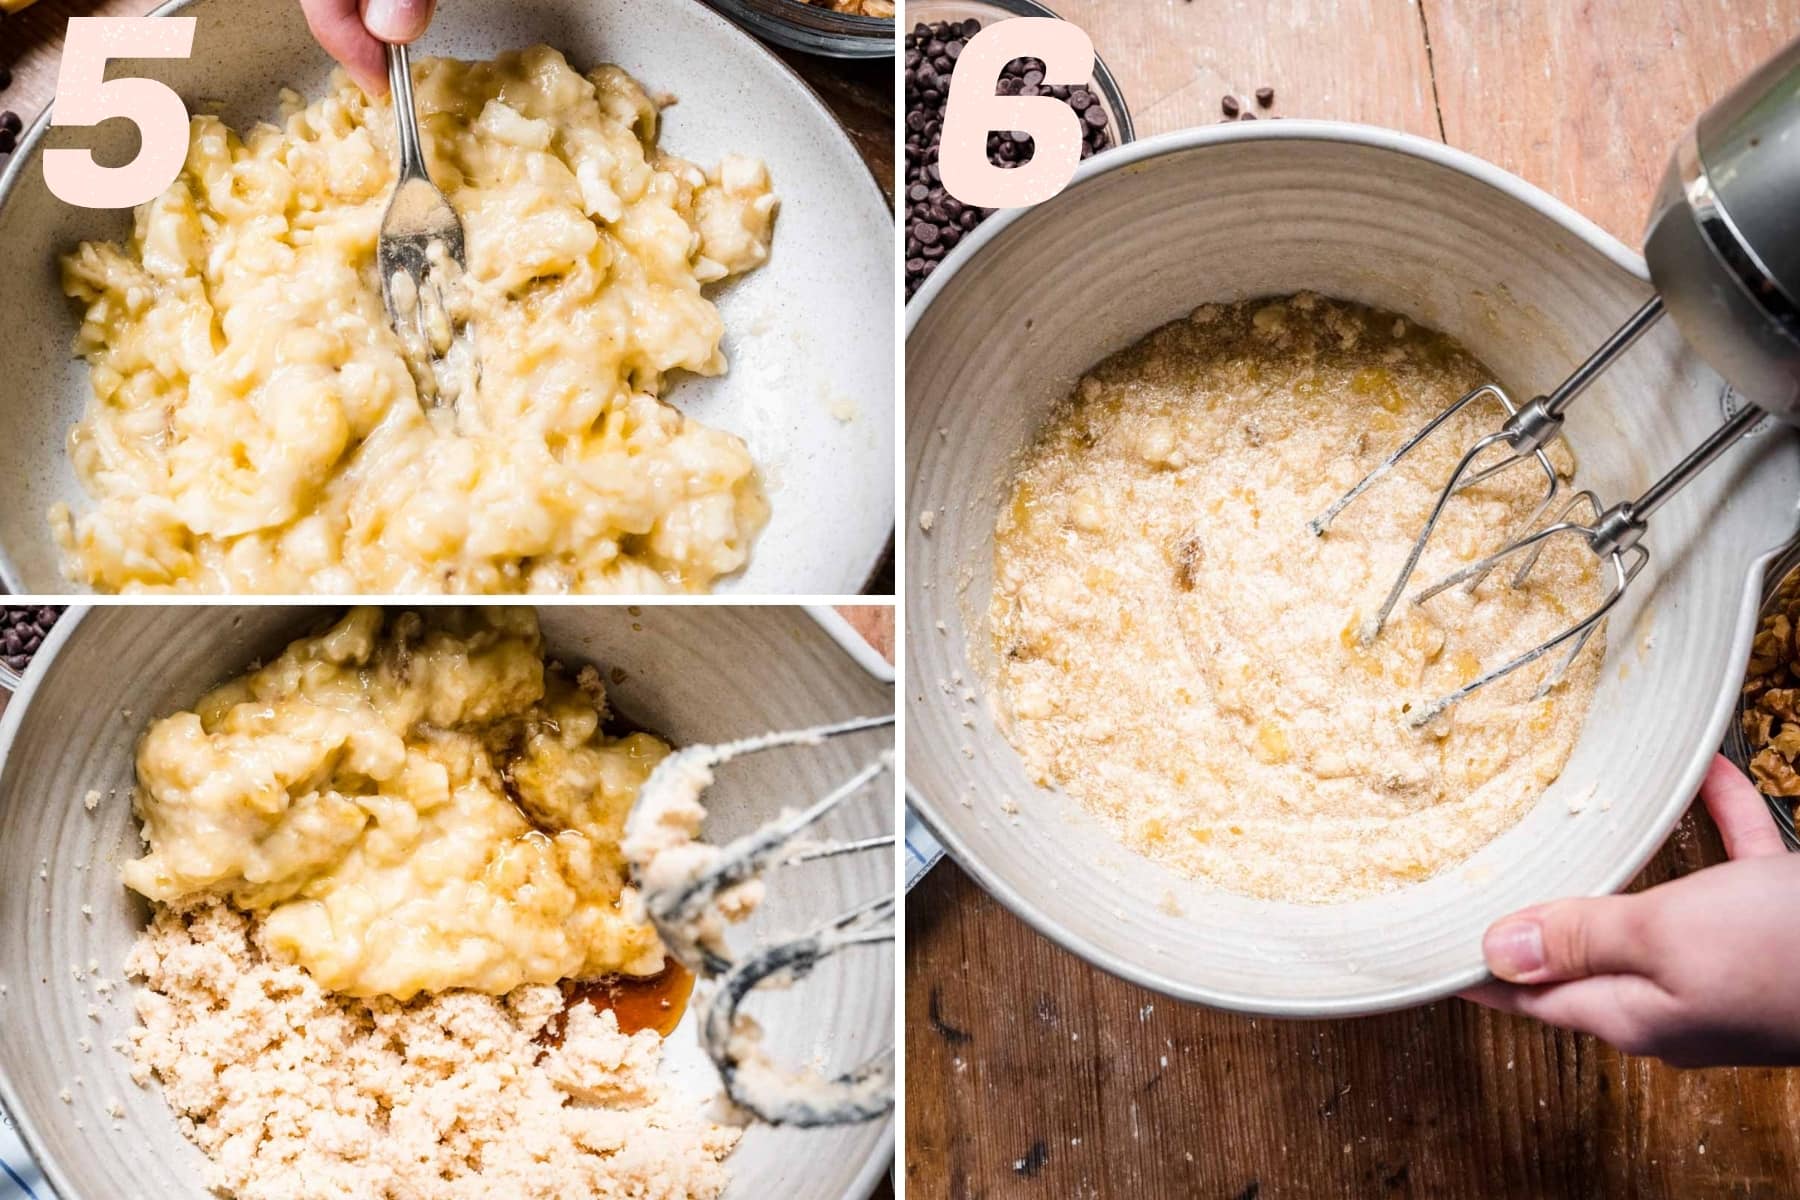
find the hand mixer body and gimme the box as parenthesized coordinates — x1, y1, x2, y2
(1314, 33, 1800, 721)
(1645, 33, 1800, 420)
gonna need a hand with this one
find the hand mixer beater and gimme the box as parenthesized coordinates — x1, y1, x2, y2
(622, 713, 894, 1127)
(1314, 35, 1800, 725)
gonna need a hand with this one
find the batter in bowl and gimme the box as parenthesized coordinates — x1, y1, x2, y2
(989, 294, 1605, 903)
(121, 608, 739, 1197)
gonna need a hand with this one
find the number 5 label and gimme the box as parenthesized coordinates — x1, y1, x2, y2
(937, 18, 1095, 209)
(43, 17, 197, 210)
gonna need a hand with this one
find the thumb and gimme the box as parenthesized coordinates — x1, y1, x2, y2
(1700, 754, 1787, 861)
(1482, 894, 1652, 985)
(360, 0, 437, 43)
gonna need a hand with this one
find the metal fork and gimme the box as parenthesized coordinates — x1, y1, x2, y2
(378, 42, 471, 405)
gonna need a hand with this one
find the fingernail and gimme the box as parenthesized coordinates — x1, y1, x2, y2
(1485, 919, 1545, 981)
(362, 0, 432, 42)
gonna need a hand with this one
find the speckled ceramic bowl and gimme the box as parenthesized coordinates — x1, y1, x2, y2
(0, 606, 894, 1200)
(0, 0, 893, 595)
(906, 122, 1800, 1017)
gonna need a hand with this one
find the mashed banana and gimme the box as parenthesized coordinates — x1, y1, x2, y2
(57, 47, 775, 594)
(989, 295, 1604, 902)
(125, 607, 670, 998)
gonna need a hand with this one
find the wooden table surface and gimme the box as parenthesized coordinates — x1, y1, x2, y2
(906, 3, 1800, 1198)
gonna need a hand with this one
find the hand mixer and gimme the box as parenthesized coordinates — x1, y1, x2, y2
(1314, 35, 1800, 725)
(622, 714, 895, 1128)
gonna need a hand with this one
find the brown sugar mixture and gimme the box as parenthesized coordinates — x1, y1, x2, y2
(127, 902, 735, 1200)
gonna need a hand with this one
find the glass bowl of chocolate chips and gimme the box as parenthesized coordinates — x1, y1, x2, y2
(0, 606, 63, 691)
(905, 0, 1135, 301)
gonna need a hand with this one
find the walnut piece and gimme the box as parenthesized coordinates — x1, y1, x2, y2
(1761, 688, 1800, 724)
(1751, 747, 1800, 797)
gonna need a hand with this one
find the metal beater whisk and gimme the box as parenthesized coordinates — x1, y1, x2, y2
(1313, 35, 1800, 725)
(624, 714, 895, 1127)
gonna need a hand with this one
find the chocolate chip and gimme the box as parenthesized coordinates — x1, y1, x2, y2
(0, 111, 19, 136)
(0, 67, 11, 94)
(904, 18, 1115, 299)
(0, 129, 14, 155)
(1256, 86, 1275, 108)
(1239, 111, 1257, 121)
(1221, 94, 1240, 118)
(0, 607, 63, 677)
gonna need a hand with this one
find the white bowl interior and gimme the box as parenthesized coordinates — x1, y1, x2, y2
(0, 606, 893, 1199)
(905, 126, 1800, 1015)
(0, 0, 893, 594)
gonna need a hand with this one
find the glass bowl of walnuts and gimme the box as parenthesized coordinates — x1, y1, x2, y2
(1726, 544, 1800, 850)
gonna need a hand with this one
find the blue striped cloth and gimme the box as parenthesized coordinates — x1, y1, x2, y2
(0, 1111, 45, 1200)
(904, 804, 942, 892)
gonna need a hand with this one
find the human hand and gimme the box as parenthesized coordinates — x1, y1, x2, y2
(300, 0, 438, 96)
(1461, 754, 1800, 1067)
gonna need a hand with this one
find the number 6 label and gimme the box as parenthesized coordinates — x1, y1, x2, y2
(43, 17, 197, 210)
(938, 18, 1095, 209)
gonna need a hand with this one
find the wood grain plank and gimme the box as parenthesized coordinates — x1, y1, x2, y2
(908, 831, 1800, 1198)
(1422, 0, 1799, 245)
(836, 604, 896, 661)
(1043, 0, 1443, 139)
(0, 0, 121, 120)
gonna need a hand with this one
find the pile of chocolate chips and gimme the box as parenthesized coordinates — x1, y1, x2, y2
(904, 18, 1114, 299)
(1, 606, 62, 676)
(0, 40, 16, 156)
(1220, 87, 1277, 120)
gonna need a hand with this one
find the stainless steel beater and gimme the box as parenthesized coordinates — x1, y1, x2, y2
(624, 714, 895, 1128)
(1314, 34, 1800, 725)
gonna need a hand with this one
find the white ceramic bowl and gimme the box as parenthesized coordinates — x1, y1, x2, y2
(0, 605, 894, 1199)
(0, 0, 894, 595)
(906, 122, 1800, 1016)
